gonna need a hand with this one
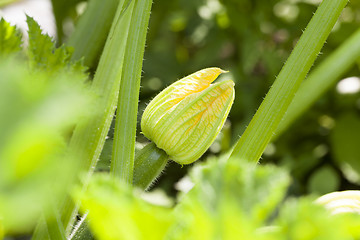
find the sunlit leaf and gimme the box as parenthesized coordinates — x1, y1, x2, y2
(171, 158, 291, 239)
(26, 16, 86, 73)
(0, 18, 22, 56)
(75, 174, 174, 240)
(0, 57, 93, 233)
(273, 198, 360, 240)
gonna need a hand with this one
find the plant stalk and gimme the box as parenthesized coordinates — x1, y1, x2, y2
(230, 0, 348, 163)
(68, 0, 120, 68)
(275, 27, 360, 138)
(111, 0, 153, 184)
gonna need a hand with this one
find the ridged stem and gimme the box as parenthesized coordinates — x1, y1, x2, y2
(111, 0, 153, 184)
(230, 0, 348, 163)
(275, 28, 360, 138)
(68, 0, 119, 68)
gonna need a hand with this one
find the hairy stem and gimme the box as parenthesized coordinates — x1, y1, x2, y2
(230, 0, 348, 163)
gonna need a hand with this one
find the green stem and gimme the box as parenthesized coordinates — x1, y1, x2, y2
(68, 213, 93, 240)
(111, 0, 153, 183)
(68, 0, 119, 68)
(229, 0, 348, 163)
(45, 205, 66, 240)
(61, 0, 135, 234)
(50, 0, 78, 44)
(31, 1, 138, 239)
(275, 27, 360, 138)
(32, 200, 66, 240)
(133, 142, 169, 190)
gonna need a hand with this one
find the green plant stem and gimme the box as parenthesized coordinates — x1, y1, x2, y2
(275, 27, 360, 138)
(51, 0, 79, 44)
(32, 1, 136, 239)
(230, 0, 348, 163)
(69, 213, 93, 240)
(32, 200, 66, 240)
(133, 142, 169, 190)
(44, 205, 66, 240)
(62, 0, 134, 233)
(111, 0, 153, 184)
(68, 0, 119, 68)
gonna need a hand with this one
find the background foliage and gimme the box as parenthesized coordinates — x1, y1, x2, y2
(135, 0, 360, 197)
(1, 0, 360, 239)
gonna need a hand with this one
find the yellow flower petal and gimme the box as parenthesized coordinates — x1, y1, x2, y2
(141, 68, 234, 164)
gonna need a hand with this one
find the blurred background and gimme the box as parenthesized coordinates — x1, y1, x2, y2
(1, 0, 360, 199)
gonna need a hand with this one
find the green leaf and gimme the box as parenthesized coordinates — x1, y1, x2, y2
(307, 165, 340, 195)
(26, 16, 86, 73)
(0, 58, 93, 234)
(75, 174, 173, 240)
(172, 158, 290, 239)
(0, 18, 22, 56)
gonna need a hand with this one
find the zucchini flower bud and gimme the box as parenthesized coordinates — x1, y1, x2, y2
(141, 68, 235, 164)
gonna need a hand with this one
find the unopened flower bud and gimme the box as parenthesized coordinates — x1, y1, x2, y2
(141, 68, 235, 164)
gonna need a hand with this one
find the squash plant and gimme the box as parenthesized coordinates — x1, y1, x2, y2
(1, 0, 360, 239)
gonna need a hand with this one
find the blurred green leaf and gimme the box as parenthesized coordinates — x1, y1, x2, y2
(0, 18, 22, 56)
(0, 219, 3, 240)
(171, 158, 290, 239)
(0, 0, 21, 7)
(330, 113, 360, 183)
(0, 17, 96, 233)
(0, 54, 92, 233)
(50, 0, 83, 43)
(75, 174, 173, 240)
(308, 165, 340, 195)
(273, 198, 360, 240)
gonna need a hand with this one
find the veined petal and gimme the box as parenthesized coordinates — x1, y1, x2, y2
(142, 67, 226, 140)
(156, 80, 234, 164)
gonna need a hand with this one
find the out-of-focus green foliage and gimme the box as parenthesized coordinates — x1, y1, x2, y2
(0, 18, 93, 235)
(76, 157, 360, 240)
(0, 219, 3, 240)
(136, 0, 360, 197)
(331, 113, 360, 184)
(76, 174, 173, 240)
(1, 0, 360, 238)
(273, 198, 360, 240)
(50, 0, 84, 43)
(0, 0, 20, 8)
(170, 158, 290, 240)
(307, 165, 340, 195)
